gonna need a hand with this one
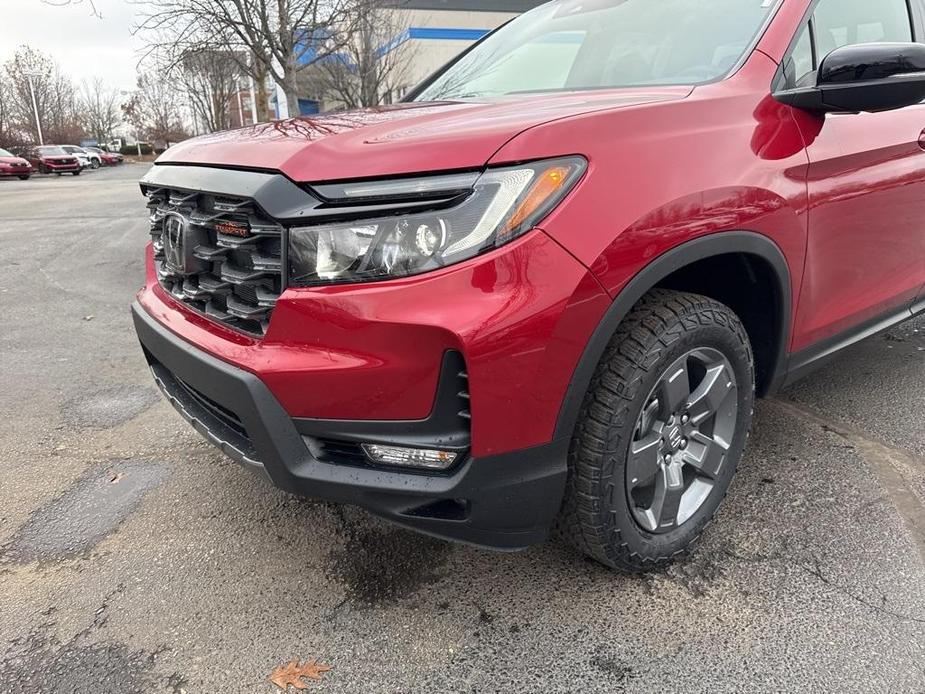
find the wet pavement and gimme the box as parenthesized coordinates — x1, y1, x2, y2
(1, 165, 924, 693)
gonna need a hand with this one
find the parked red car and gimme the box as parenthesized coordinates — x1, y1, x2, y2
(22, 145, 81, 175)
(0, 148, 32, 179)
(132, 0, 925, 570)
(87, 147, 123, 166)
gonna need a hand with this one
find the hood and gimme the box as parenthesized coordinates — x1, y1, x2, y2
(0, 157, 29, 165)
(156, 88, 690, 182)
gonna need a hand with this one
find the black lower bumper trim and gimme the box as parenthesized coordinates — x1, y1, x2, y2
(132, 301, 568, 549)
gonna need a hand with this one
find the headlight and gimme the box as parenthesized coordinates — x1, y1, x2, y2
(288, 156, 586, 286)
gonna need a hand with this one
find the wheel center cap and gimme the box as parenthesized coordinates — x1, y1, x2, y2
(666, 425, 683, 451)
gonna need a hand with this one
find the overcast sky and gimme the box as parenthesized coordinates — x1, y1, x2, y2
(1, 0, 145, 92)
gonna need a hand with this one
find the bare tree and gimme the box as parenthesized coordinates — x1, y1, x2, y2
(81, 78, 122, 144)
(4, 46, 85, 144)
(122, 72, 188, 146)
(41, 0, 102, 19)
(45, 68, 85, 143)
(310, 1, 416, 110)
(181, 49, 244, 132)
(0, 80, 15, 146)
(136, 0, 361, 116)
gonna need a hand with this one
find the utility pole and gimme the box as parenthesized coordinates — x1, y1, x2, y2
(25, 72, 44, 145)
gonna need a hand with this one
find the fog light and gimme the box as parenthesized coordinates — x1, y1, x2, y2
(362, 444, 458, 470)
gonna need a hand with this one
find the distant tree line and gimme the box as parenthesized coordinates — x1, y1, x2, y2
(1, 0, 425, 150)
(135, 0, 417, 119)
(0, 46, 121, 148)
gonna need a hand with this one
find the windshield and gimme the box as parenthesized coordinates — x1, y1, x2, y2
(0, 148, 13, 158)
(413, 0, 780, 101)
(38, 146, 67, 156)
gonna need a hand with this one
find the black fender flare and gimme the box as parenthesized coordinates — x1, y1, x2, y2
(553, 231, 792, 441)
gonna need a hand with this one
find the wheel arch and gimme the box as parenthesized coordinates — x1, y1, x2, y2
(554, 231, 792, 441)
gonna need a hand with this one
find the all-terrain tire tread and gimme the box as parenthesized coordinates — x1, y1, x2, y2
(555, 289, 754, 571)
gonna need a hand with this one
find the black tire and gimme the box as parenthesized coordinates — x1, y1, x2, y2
(91, 160, 100, 169)
(72, 170, 80, 176)
(557, 289, 755, 572)
(17, 175, 29, 181)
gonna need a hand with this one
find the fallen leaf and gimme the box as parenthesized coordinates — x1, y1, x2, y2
(268, 659, 332, 691)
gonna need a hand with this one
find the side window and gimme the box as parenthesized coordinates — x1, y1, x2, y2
(783, 0, 914, 88)
(789, 25, 815, 87)
(814, 0, 912, 58)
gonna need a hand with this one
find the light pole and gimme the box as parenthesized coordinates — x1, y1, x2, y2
(25, 72, 44, 145)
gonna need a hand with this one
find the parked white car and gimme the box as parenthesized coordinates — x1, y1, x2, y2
(60, 145, 100, 169)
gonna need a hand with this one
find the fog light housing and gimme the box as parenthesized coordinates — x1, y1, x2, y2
(362, 444, 459, 470)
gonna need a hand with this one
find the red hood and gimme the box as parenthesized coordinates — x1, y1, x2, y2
(156, 88, 690, 182)
(0, 156, 30, 166)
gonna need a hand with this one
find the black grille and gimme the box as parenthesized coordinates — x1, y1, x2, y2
(175, 376, 249, 440)
(313, 438, 369, 466)
(457, 368, 471, 421)
(146, 187, 285, 337)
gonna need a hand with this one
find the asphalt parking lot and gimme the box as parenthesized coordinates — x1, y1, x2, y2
(1, 163, 924, 693)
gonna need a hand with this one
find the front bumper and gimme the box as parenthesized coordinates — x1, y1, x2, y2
(133, 301, 569, 549)
(43, 162, 80, 172)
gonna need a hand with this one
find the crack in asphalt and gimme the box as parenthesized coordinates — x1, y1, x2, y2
(799, 554, 925, 625)
(771, 398, 925, 564)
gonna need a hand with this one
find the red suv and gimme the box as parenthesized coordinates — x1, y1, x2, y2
(22, 145, 81, 175)
(133, 0, 925, 570)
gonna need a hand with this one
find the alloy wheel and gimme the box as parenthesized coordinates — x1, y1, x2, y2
(627, 348, 738, 533)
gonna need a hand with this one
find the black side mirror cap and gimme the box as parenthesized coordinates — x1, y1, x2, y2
(774, 42, 925, 114)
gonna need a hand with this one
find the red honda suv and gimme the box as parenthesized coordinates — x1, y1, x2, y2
(133, 0, 925, 570)
(23, 145, 81, 175)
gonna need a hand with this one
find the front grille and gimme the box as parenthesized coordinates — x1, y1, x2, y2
(146, 187, 285, 337)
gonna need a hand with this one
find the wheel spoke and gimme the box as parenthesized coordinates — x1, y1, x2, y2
(658, 361, 690, 415)
(637, 399, 659, 438)
(648, 464, 685, 531)
(686, 362, 734, 425)
(682, 431, 729, 479)
(628, 433, 662, 489)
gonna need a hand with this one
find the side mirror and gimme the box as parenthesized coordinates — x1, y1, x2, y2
(774, 42, 925, 114)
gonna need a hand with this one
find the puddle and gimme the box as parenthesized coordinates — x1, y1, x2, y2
(61, 385, 158, 429)
(2, 459, 168, 563)
(0, 628, 160, 694)
(328, 526, 451, 607)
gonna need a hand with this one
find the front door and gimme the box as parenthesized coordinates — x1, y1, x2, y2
(786, 0, 925, 351)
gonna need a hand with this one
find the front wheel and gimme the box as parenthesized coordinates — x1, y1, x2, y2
(557, 290, 755, 571)
(91, 160, 100, 169)
(17, 175, 30, 180)
(72, 170, 80, 176)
